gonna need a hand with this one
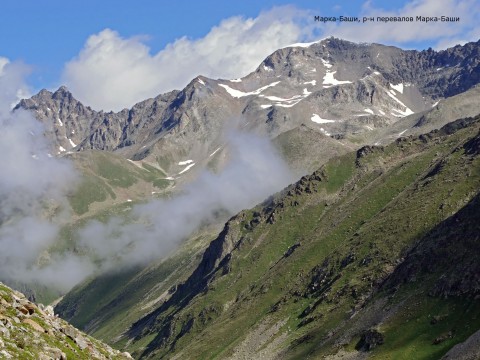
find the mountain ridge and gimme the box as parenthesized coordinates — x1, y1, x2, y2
(16, 38, 480, 180)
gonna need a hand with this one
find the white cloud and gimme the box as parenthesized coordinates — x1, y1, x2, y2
(62, 7, 307, 111)
(321, 0, 479, 49)
(0, 57, 9, 75)
(77, 129, 295, 270)
(0, 60, 82, 291)
(61, 1, 477, 111)
(0, 58, 32, 110)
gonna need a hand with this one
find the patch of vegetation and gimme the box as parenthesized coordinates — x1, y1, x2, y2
(68, 176, 111, 215)
(122, 117, 480, 359)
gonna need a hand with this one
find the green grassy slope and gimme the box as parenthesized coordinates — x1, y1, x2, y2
(121, 116, 480, 359)
(55, 223, 223, 347)
(272, 124, 353, 176)
(67, 150, 174, 217)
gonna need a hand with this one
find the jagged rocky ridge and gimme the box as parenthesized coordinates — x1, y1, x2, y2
(0, 282, 133, 359)
(16, 38, 480, 178)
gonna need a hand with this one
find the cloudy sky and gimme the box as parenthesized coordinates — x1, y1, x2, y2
(1, 0, 478, 111)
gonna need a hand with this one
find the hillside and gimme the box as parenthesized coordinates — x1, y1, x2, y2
(0, 282, 132, 359)
(55, 114, 480, 359)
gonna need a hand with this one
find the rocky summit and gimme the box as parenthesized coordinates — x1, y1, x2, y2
(0, 282, 132, 359)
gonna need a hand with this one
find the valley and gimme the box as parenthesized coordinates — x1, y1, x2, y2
(1, 37, 480, 359)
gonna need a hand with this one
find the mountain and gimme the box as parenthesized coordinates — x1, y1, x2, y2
(0, 282, 133, 359)
(11, 38, 480, 359)
(56, 115, 480, 359)
(17, 38, 480, 179)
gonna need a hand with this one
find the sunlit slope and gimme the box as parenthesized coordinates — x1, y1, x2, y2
(120, 115, 480, 359)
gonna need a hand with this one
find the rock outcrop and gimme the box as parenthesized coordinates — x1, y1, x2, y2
(0, 282, 132, 359)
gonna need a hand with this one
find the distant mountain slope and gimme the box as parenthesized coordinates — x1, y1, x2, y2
(56, 114, 480, 359)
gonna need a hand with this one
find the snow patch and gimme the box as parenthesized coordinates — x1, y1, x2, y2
(263, 64, 273, 72)
(432, 101, 440, 107)
(197, 79, 205, 86)
(320, 128, 331, 136)
(260, 89, 312, 109)
(390, 83, 404, 94)
(391, 107, 414, 117)
(68, 138, 76, 147)
(398, 129, 408, 136)
(284, 40, 319, 48)
(364, 108, 374, 115)
(57, 118, 63, 126)
(386, 91, 414, 117)
(262, 95, 302, 102)
(165, 176, 175, 180)
(178, 163, 195, 175)
(127, 199, 132, 202)
(274, 103, 300, 108)
(321, 58, 333, 69)
(379, 110, 385, 115)
(178, 160, 194, 166)
(58, 146, 66, 152)
(304, 80, 317, 86)
(230, 78, 242, 82)
(219, 81, 280, 98)
(323, 70, 352, 87)
(365, 125, 374, 130)
(209, 147, 221, 157)
(311, 114, 336, 124)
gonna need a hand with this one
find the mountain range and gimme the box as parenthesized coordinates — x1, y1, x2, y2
(4, 37, 480, 359)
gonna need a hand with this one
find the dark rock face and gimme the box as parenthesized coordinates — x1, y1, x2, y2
(355, 329, 384, 351)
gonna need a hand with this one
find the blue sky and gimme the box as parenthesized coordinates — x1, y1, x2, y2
(1, 0, 478, 110)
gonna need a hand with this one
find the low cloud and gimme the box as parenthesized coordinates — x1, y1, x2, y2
(0, 59, 83, 291)
(62, 7, 307, 111)
(77, 130, 295, 271)
(0, 59, 295, 291)
(1, 55, 294, 293)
